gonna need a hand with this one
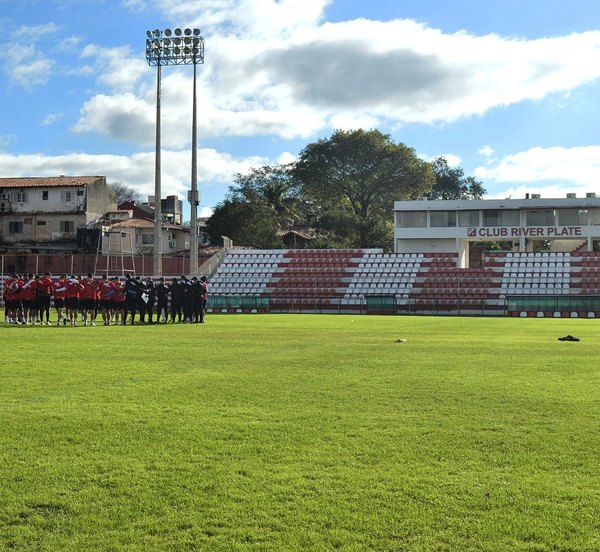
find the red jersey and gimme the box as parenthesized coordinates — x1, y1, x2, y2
(21, 279, 37, 301)
(64, 279, 84, 299)
(80, 278, 99, 300)
(98, 279, 115, 300)
(53, 279, 67, 300)
(10, 279, 24, 301)
(37, 276, 53, 296)
(4, 277, 17, 300)
(112, 282, 125, 302)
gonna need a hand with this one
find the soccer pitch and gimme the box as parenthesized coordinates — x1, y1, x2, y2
(1, 315, 599, 551)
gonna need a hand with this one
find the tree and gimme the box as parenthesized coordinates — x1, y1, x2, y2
(204, 197, 283, 249)
(428, 157, 486, 200)
(109, 182, 142, 204)
(231, 164, 304, 227)
(292, 129, 435, 248)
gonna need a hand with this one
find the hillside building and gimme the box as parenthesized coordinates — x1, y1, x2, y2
(0, 176, 116, 250)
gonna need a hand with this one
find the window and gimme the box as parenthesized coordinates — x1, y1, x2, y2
(9, 221, 23, 234)
(430, 211, 456, 227)
(526, 209, 555, 226)
(499, 210, 520, 226)
(141, 234, 154, 245)
(42, 190, 49, 200)
(458, 210, 479, 227)
(397, 211, 427, 228)
(60, 220, 74, 233)
(558, 209, 588, 226)
(37, 220, 47, 226)
(590, 209, 600, 226)
(483, 210, 500, 226)
(15, 191, 27, 203)
(77, 189, 84, 196)
(484, 209, 520, 226)
(61, 191, 73, 202)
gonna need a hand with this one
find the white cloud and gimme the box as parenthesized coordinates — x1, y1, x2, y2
(43, 113, 64, 126)
(200, 206, 214, 218)
(73, 93, 155, 145)
(0, 148, 270, 206)
(475, 145, 600, 198)
(2, 23, 60, 89)
(0, 135, 17, 151)
(80, 44, 147, 92)
(69, 4, 600, 148)
(478, 145, 495, 157)
(158, 0, 330, 38)
(56, 36, 83, 52)
(121, 0, 147, 10)
(10, 58, 54, 88)
(420, 153, 462, 166)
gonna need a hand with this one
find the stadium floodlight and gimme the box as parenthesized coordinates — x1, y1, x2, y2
(145, 28, 205, 276)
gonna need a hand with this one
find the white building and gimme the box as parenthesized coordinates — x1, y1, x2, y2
(102, 218, 190, 256)
(394, 194, 600, 268)
(0, 176, 116, 248)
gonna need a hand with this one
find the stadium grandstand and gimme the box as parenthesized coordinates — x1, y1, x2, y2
(3, 194, 600, 318)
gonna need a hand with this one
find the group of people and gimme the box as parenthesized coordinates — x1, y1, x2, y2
(3, 272, 209, 326)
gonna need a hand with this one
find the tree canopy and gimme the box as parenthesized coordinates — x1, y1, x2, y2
(428, 157, 486, 200)
(205, 130, 484, 250)
(292, 129, 435, 248)
(109, 182, 143, 205)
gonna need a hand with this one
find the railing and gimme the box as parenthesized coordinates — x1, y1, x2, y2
(205, 294, 507, 316)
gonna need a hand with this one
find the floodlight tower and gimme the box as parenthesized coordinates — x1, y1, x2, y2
(145, 27, 205, 275)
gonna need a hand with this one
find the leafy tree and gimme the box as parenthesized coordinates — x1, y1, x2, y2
(109, 181, 142, 204)
(293, 129, 435, 248)
(232, 164, 303, 227)
(428, 157, 486, 200)
(204, 197, 283, 248)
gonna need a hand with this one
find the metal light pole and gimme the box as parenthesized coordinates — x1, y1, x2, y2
(189, 38, 200, 275)
(145, 28, 205, 276)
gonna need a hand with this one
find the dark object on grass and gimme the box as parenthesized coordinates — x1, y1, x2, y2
(558, 335, 580, 342)
(395, 339, 407, 343)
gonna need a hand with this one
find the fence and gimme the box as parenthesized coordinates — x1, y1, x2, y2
(0, 254, 201, 278)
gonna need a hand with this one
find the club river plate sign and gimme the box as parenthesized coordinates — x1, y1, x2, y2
(467, 226, 584, 238)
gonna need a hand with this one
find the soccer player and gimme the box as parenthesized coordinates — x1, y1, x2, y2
(191, 277, 202, 323)
(155, 277, 170, 323)
(53, 274, 68, 326)
(112, 277, 125, 325)
(4, 273, 23, 324)
(180, 275, 193, 323)
(64, 276, 84, 325)
(145, 277, 156, 324)
(199, 275, 209, 323)
(80, 273, 99, 326)
(36, 272, 54, 325)
(123, 274, 138, 325)
(169, 277, 183, 323)
(21, 274, 38, 325)
(136, 276, 151, 324)
(98, 275, 115, 325)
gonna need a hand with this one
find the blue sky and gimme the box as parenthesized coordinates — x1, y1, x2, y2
(3, 0, 600, 220)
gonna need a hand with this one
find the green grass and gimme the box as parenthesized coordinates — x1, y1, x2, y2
(1, 315, 600, 551)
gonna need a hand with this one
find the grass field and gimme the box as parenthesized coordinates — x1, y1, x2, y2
(1, 314, 599, 551)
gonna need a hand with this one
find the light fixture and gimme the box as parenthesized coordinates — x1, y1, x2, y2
(145, 27, 205, 275)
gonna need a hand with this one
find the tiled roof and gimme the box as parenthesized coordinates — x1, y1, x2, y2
(110, 218, 189, 231)
(0, 176, 104, 188)
(110, 219, 153, 229)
